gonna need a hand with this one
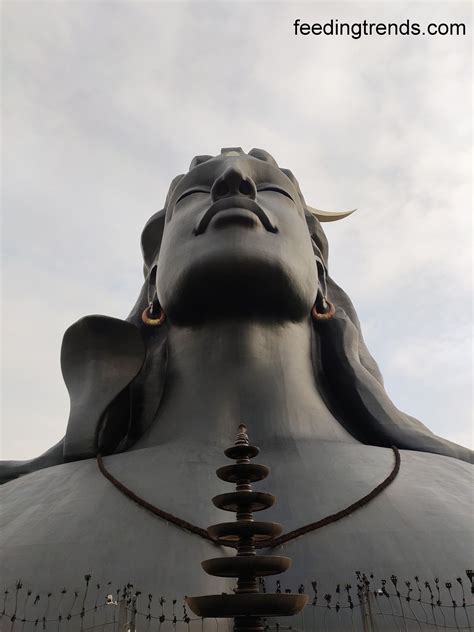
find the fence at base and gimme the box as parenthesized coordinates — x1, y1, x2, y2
(2, 570, 473, 631)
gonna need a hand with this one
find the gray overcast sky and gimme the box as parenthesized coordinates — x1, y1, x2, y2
(1, 1, 472, 459)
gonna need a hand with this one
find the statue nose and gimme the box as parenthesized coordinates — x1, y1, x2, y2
(211, 167, 257, 201)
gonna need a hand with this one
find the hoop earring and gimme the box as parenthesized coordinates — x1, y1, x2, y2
(142, 302, 166, 327)
(311, 299, 336, 322)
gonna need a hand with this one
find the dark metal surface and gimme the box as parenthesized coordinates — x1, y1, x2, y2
(2, 147, 470, 489)
(207, 520, 283, 543)
(212, 491, 275, 513)
(61, 316, 146, 461)
(187, 425, 307, 629)
(185, 594, 308, 618)
(1, 442, 472, 603)
(225, 445, 260, 460)
(0, 149, 472, 631)
(217, 463, 269, 483)
(201, 555, 291, 577)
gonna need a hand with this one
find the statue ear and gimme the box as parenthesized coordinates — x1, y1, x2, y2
(311, 240, 329, 300)
(141, 209, 165, 274)
(147, 265, 158, 304)
(61, 316, 146, 461)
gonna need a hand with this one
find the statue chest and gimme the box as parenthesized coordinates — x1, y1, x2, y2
(1, 441, 472, 601)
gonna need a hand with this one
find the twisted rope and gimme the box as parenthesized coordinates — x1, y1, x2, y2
(97, 446, 400, 549)
(265, 446, 400, 548)
(97, 454, 215, 545)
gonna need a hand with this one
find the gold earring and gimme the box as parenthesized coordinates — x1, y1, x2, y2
(142, 302, 166, 326)
(311, 299, 336, 322)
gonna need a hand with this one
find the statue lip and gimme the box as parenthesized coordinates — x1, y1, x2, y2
(193, 196, 278, 235)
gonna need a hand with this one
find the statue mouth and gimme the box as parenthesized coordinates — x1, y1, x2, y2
(193, 196, 278, 235)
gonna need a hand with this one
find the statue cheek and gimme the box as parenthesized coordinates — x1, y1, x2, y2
(158, 220, 190, 272)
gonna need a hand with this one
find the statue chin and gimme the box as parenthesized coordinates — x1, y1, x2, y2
(158, 250, 316, 325)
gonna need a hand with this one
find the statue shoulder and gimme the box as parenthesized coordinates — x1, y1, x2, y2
(0, 315, 146, 484)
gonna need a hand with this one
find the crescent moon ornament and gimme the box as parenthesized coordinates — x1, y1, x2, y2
(307, 206, 357, 222)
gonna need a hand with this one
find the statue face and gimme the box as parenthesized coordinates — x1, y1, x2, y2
(156, 154, 318, 324)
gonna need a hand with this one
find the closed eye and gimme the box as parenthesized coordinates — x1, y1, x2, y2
(176, 189, 210, 204)
(257, 186, 294, 201)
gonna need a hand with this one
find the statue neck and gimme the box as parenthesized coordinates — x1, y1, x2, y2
(133, 318, 358, 449)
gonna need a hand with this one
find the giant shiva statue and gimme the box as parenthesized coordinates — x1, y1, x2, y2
(1, 149, 472, 620)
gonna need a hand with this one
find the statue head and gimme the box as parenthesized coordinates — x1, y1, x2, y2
(123, 148, 470, 463)
(136, 147, 352, 326)
(2, 147, 470, 485)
